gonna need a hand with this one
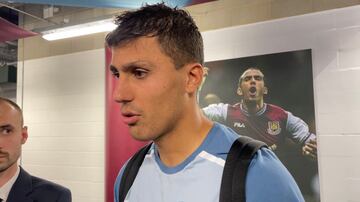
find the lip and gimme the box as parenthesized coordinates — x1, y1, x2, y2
(121, 112, 140, 125)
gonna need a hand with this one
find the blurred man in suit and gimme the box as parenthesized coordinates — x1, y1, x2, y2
(0, 97, 71, 202)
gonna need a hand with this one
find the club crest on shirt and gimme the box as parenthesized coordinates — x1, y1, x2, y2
(267, 121, 281, 135)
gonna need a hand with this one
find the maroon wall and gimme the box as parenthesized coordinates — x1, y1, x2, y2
(105, 47, 146, 202)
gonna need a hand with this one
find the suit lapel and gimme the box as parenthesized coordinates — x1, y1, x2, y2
(7, 167, 33, 202)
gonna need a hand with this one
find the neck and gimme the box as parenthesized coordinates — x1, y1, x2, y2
(242, 99, 264, 114)
(154, 104, 213, 167)
(0, 162, 18, 187)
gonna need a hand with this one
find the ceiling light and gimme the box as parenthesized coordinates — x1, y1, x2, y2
(41, 18, 116, 41)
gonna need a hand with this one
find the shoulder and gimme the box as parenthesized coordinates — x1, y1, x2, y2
(30, 175, 71, 202)
(202, 123, 239, 158)
(113, 143, 152, 202)
(245, 148, 304, 201)
(202, 103, 229, 113)
(202, 103, 230, 123)
(30, 175, 70, 194)
(114, 160, 128, 202)
(13, 168, 71, 202)
(266, 103, 287, 112)
(265, 104, 288, 119)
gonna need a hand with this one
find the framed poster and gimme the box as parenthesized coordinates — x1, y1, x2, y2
(200, 49, 320, 201)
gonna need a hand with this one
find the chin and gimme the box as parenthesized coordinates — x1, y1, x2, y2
(131, 135, 153, 142)
(130, 129, 156, 142)
(0, 163, 12, 173)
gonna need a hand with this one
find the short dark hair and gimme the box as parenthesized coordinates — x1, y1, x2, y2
(0, 97, 24, 125)
(105, 3, 204, 68)
(238, 67, 265, 86)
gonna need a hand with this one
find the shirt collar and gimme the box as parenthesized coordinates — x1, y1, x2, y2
(0, 166, 20, 202)
(240, 103, 267, 116)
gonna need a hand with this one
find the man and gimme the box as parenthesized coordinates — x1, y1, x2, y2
(202, 67, 317, 158)
(107, 3, 304, 202)
(0, 97, 71, 202)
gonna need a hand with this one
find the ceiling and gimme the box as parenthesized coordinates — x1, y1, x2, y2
(0, 0, 212, 8)
(0, 6, 19, 68)
(0, 0, 216, 101)
(0, 0, 216, 68)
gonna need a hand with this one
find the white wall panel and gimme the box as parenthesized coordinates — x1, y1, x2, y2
(319, 135, 360, 156)
(348, 179, 360, 202)
(69, 181, 104, 202)
(19, 48, 105, 202)
(22, 94, 104, 110)
(24, 107, 104, 123)
(24, 165, 103, 182)
(202, 5, 360, 202)
(22, 151, 104, 167)
(24, 137, 104, 152)
(28, 122, 103, 137)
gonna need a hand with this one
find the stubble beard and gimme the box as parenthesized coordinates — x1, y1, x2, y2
(0, 154, 17, 173)
(130, 109, 182, 144)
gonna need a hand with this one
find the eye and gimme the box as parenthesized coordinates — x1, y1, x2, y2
(243, 76, 251, 82)
(254, 76, 263, 81)
(0, 127, 12, 135)
(112, 71, 120, 79)
(132, 68, 148, 79)
(110, 66, 120, 79)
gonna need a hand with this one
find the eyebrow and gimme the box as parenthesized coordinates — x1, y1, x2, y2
(0, 124, 12, 129)
(110, 65, 118, 73)
(111, 61, 151, 73)
(244, 75, 263, 78)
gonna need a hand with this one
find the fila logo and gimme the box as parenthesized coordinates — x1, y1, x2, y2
(234, 122, 245, 128)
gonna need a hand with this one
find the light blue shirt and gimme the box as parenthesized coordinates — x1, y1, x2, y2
(114, 122, 304, 202)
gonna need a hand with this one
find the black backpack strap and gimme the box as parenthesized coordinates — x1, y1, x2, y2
(118, 143, 153, 202)
(219, 136, 267, 202)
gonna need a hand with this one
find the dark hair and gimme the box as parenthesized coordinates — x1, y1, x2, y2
(105, 3, 204, 68)
(0, 97, 24, 125)
(238, 67, 265, 86)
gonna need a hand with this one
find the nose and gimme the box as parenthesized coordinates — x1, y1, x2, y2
(249, 76, 256, 84)
(112, 75, 133, 104)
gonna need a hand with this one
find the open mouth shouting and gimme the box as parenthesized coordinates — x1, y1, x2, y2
(249, 86, 257, 97)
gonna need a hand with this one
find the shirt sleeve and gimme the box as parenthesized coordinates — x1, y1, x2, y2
(246, 148, 305, 202)
(286, 112, 316, 144)
(202, 103, 228, 123)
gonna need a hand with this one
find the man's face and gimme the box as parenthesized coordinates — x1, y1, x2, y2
(0, 102, 28, 173)
(238, 69, 267, 102)
(110, 37, 189, 141)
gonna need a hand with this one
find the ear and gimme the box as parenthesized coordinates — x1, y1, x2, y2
(264, 86, 268, 95)
(237, 86, 243, 96)
(21, 126, 28, 144)
(185, 63, 203, 93)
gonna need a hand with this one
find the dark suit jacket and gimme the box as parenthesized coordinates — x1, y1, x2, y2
(7, 167, 71, 202)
